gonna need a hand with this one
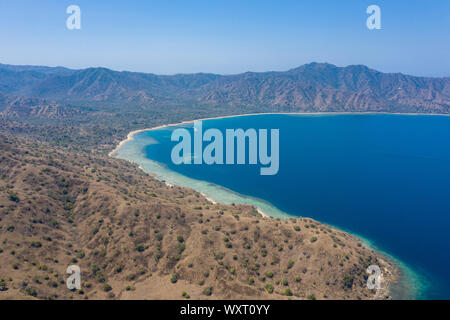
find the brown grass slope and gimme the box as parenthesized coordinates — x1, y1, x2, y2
(0, 134, 396, 300)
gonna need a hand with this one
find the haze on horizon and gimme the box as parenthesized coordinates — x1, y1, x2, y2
(0, 0, 449, 77)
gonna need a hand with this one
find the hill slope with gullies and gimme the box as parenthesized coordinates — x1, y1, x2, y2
(0, 134, 397, 300)
(0, 62, 449, 114)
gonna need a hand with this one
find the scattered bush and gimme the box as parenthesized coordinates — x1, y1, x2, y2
(287, 259, 294, 269)
(0, 279, 7, 291)
(135, 244, 145, 252)
(30, 241, 42, 248)
(203, 287, 213, 296)
(265, 283, 274, 294)
(103, 283, 112, 292)
(343, 275, 354, 289)
(283, 289, 293, 296)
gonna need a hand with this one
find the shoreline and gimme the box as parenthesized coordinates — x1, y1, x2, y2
(108, 111, 450, 158)
(109, 111, 432, 299)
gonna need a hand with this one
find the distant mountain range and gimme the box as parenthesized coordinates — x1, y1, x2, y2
(1, 62, 449, 115)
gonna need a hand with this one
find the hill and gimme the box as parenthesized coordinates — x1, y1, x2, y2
(0, 134, 396, 299)
(1, 62, 449, 113)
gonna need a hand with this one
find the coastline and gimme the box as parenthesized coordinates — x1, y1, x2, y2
(108, 111, 450, 158)
(108, 111, 433, 299)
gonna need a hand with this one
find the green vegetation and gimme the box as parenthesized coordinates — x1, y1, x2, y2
(343, 275, 354, 289)
(287, 259, 294, 269)
(265, 283, 274, 294)
(203, 287, 213, 296)
(30, 241, 42, 248)
(0, 279, 7, 291)
(103, 283, 112, 292)
(135, 244, 145, 252)
(8, 191, 20, 203)
(282, 289, 293, 296)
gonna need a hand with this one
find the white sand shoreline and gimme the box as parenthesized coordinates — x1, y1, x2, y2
(108, 111, 449, 220)
(109, 111, 450, 158)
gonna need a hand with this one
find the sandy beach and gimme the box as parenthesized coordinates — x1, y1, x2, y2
(109, 111, 450, 158)
(109, 111, 449, 220)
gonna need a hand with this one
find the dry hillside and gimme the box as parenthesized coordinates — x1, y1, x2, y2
(0, 134, 397, 300)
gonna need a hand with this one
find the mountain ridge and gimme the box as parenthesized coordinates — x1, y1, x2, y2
(1, 62, 449, 114)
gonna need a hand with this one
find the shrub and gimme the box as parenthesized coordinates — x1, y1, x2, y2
(293, 225, 301, 232)
(0, 279, 7, 291)
(265, 271, 273, 278)
(25, 287, 37, 297)
(282, 279, 288, 286)
(283, 289, 293, 296)
(103, 283, 112, 292)
(343, 275, 354, 289)
(170, 274, 178, 283)
(177, 236, 184, 243)
(30, 241, 42, 248)
(310, 237, 318, 243)
(307, 294, 316, 300)
(215, 252, 224, 260)
(248, 277, 254, 285)
(265, 283, 274, 294)
(203, 287, 213, 296)
(177, 243, 185, 254)
(136, 244, 145, 252)
(287, 259, 294, 269)
(8, 192, 19, 203)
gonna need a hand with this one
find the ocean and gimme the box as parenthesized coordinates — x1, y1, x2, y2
(114, 113, 450, 299)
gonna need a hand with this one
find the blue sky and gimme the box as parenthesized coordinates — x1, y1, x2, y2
(0, 0, 449, 76)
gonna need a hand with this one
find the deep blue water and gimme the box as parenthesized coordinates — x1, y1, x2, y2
(142, 114, 450, 299)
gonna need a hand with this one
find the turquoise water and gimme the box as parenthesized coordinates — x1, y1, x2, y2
(114, 113, 450, 299)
